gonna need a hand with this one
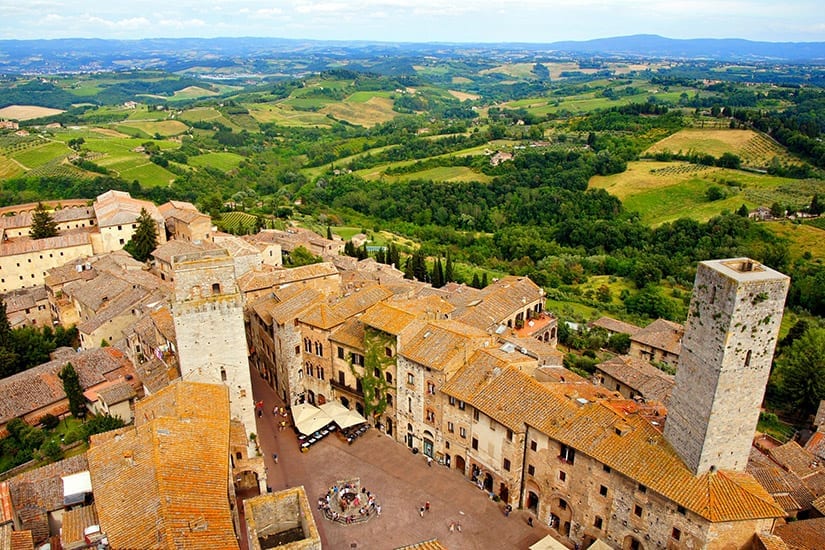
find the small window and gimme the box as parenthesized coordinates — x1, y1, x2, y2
(386, 394, 393, 406)
(472, 438, 478, 450)
(426, 409, 435, 423)
(460, 427, 467, 438)
(530, 440, 537, 452)
(212, 282, 220, 294)
(385, 372, 393, 384)
(638, 484, 647, 493)
(385, 346, 393, 357)
(407, 373, 414, 385)
(634, 504, 643, 518)
(427, 381, 436, 395)
(744, 349, 752, 367)
(473, 409, 479, 421)
(559, 471, 566, 482)
(560, 444, 575, 464)
(672, 527, 681, 541)
(527, 464, 535, 476)
(337, 346, 344, 359)
(594, 516, 603, 529)
(220, 368, 227, 382)
(503, 458, 511, 471)
(677, 505, 686, 515)
(506, 428, 513, 441)
(448, 422, 454, 433)
(449, 396, 456, 406)
(558, 499, 567, 510)
(603, 464, 611, 473)
(295, 345, 300, 355)
(458, 400, 465, 411)
(599, 485, 608, 497)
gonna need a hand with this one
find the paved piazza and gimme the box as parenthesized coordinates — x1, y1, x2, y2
(250, 368, 560, 549)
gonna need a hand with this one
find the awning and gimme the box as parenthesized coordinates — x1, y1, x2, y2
(319, 401, 367, 429)
(291, 403, 333, 436)
(529, 535, 568, 550)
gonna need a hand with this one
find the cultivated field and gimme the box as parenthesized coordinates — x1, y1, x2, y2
(188, 152, 244, 172)
(117, 120, 189, 137)
(246, 103, 333, 127)
(0, 154, 25, 178)
(644, 128, 794, 167)
(589, 160, 807, 225)
(0, 105, 65, 120)
(448, 90, 479, 101)
(765, 220, 825, 262)
(172, 86, 219, 99)
(320, 96, 397, 126)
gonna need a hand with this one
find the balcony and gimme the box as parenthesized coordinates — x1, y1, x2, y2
(331, 378, 363, 396)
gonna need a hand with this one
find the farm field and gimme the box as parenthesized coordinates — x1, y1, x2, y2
(644, 128, 794, 167)
(116, 161, 176, 187)
(246, 103, 333, 127)
(0, 105, 65, 120)
(188, 152, 244, 172)
(589, 160, 805, 225)
(320, 96, 397, 126)
(172, 86, 219, 100)
(0, 154, 25, 179)
(764, 220, 825, 262)
(10, 141, 71, 169)
(378, 166, 490, 184)
(117, 120, 189, 137)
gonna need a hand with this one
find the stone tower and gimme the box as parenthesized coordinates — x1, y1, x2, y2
(171, 249, 256, 446)
(665, 258, 789, 475)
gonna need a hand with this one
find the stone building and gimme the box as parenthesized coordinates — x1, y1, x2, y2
(92, 190, 166, 254)
(0, 232, 94, 293)
(2, 286, 50, 329)
(665, 258, 790, 475)
(171, 249, 256, 450)
(158, 200, 213, 244)
(595, 355, 674, 404)
(628, 318, 683, 368)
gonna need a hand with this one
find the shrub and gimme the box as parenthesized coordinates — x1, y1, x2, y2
(39, 414, 60, 430)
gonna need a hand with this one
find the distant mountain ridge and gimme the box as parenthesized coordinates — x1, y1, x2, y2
(0, 34, 823, 75)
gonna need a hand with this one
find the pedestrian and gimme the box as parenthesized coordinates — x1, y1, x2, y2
(419, 506, 425, 518)
(376, 504, 382, 516)
(272, 453, 278, 464)
(456, 521, 461, 532)
(425, 501, 430, 512)
(258, 409, 262, 417)
(528, 516, 533, 527)
(427, 456, 433, 467)
(449, 521, 455, 533)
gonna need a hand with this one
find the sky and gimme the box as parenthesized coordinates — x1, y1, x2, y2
(0, 0, 823, 44)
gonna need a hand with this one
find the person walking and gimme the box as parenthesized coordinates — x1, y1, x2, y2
(272, 453, 278, 464)
(425, 501, 430, 512)
(419, 506, 425, 518)
(528, 516, 533, 527)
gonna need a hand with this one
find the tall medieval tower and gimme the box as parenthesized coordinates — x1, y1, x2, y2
(665, 258, 789, 475)
(172, 250, 257, 446)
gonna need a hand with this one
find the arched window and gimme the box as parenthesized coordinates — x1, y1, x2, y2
(386, 372, 393, 384)
(427, 381, 436, 395)
(220, 367, 227, 382)
(426, 409, 436, 423)
(318, 367, 325, 380)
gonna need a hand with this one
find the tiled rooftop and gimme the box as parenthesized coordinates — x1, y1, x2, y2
(451, 276, 543, 330)
(0, 231, 92, 257)
(87, 381, 238, 550)
(596, 354, 675, 403)
(589, 316, 642, 336)
(774, 517, 825, 550)
(630, 318, 684, 355)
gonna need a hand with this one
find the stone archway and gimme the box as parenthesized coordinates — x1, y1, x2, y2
(549, 496, 572, 536)
(623, 536, 644, 550)
(526, 490, 539, 514)
(455, 455, 466, 474)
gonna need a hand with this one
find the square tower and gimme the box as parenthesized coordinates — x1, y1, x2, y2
(171, 250, 256, 444)
(664, 258, 789, 475)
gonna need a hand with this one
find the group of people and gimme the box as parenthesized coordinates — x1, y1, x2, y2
(318, 482, 381, 525)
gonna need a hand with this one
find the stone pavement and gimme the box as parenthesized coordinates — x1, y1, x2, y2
(249, 368, 562, 549)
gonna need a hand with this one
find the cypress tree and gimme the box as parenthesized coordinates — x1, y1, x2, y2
(432, 257, 444, 288)
(326, 225, 333, 240)
(471, 272, 480, 288)
(445, 250, 454, 283)
(59, 362, 86, 419)
(481, 272, 488, 288)
(124, 208, 158, 262)
(30, 202, 58, 240)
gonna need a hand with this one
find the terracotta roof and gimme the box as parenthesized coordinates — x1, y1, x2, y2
(149, 305, 176, 342)
(87, 381, 238, 550)
(96, 380, 137, 405)
(0, 525, 10, 550)
(6, 455, 89, 545)
(630, 318, 683, 356)
(60, 505, 98, 548)
(451, 276, 543, 330)
(769, 442, 823, 479)
(298, 303, 344, 330)
(2, 286, 47, 314)
(755, 533, 791, 550)
(815, 401, 825, 429)
(444, 363, 783, 522)
(237, 262, 339, 293)
(329, 318, 365, 350)
(213, 234, 261, 257)
(9, 530, 33, 550)
(93, 190, 163, 228)
(774, 518, 825, 550)
(0, 231, 92, 257)
(0, 482, 12, 524)
(399, 320, 490, 375)
(589, 316, 642, 336)
(133, 356, 172, 394)
(268, 288, 324, 325)
(0, 205, 94, 230)
(596, 354, 675, 403)
(813, 494, 825, 515)
(0, 347, 135, 424)
(331, 285, 394, 319)
(360, 301, 419, 335)
(804, 431, 825, 461)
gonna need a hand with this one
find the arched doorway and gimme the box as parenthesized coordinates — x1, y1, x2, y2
(499, 483, 509, 503)
(526, 491, 539, 514)
(455, 455, 466, 474)
(407, 423, 414, 448)
(549, 497, 572, 536)
(445, 454, 451, 467)
(307, 390, 315, 405)
(483, 473, 493, 492)
(386, 417, 393, 436)
(623, 536, 643, 550)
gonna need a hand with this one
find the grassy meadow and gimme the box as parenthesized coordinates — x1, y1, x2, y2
(644, 128, 796, 167)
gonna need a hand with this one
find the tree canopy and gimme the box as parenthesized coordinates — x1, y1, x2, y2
(59, 362, 86, 419)
(123, 208, 158, 262)
(30, 202, 58, 240)
(777, 326, 825, 419)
